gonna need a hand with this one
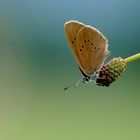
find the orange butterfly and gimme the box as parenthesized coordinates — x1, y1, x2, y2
(64, 20, 110, 90)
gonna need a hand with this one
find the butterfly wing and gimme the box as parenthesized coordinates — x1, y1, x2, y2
(76, 25, 109, 75)
(64, 20, 86, 73)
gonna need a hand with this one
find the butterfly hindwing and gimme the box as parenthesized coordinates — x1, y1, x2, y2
(76, 25, 109, 75)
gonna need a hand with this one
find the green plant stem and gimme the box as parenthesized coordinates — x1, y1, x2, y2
(125, 53, 140, 63)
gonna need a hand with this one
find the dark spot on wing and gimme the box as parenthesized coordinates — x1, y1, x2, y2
(91, 42, 93, 45)
(82, 45, 84, 48)
(80, 49, 82, 51)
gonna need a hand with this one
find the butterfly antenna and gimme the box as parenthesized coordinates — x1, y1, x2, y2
(64, 82, 74, 90)
(74, 76, 84, 87)
(64, 76, 84, 90)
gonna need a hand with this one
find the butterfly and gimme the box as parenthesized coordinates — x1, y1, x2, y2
(64, 20, 110, 90)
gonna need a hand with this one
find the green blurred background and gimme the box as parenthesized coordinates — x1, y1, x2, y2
(0, 0, 140, 140)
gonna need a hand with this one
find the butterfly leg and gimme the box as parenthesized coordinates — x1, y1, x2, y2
(89, 70, 99, 82)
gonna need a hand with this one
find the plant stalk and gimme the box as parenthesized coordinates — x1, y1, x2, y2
(125, 53, 140, 63)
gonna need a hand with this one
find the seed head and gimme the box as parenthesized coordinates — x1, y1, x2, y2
(96, 57, 127, 86)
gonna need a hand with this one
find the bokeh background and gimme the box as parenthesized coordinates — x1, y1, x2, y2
(0, 0, 140, 140)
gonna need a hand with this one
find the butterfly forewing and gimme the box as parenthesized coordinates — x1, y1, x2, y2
(76, 25, 109, 75)
(64, 20, 86, 73)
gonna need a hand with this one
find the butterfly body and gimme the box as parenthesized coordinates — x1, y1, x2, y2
(64, 20, 110, 87)
(79, 67, 99, 84)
